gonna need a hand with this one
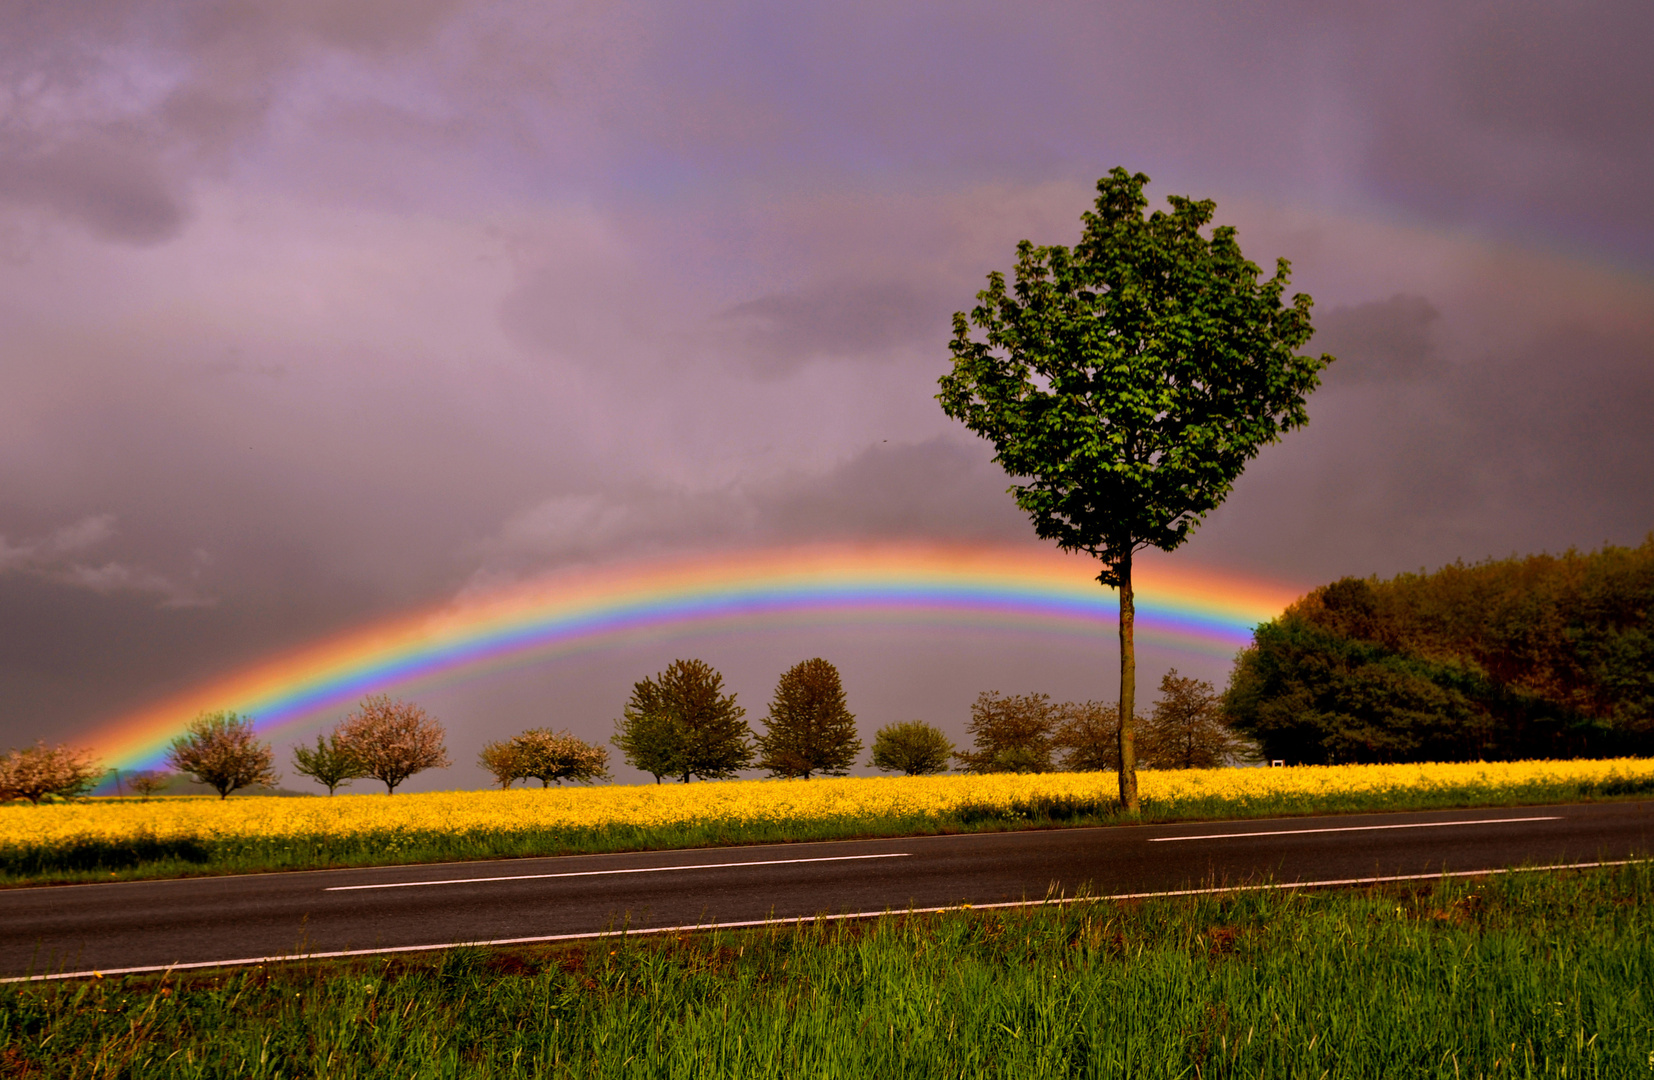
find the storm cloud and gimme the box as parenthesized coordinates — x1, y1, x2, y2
(3, 0, 1651, 786)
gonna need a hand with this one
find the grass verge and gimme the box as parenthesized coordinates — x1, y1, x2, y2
(4, 863, 1652, 1077)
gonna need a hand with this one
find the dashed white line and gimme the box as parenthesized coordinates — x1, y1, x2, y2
(1148, 816, 1562, 843)
(9, 858, 1642, 984)
(323, 852, 913, 891)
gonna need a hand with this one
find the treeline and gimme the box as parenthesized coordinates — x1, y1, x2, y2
(608, 657, 1253, 781)
(1226, 536, 1654, 764)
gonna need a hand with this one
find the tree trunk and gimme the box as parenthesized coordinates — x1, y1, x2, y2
(1116, 549, 1140, 812)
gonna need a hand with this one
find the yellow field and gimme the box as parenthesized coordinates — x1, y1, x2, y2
(5, 758, 1653, 849)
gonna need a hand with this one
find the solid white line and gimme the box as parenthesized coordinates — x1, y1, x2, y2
(8, 858, 1644, 984)
(1148, 816, 1562, 842)
(323, 852, 913, 891)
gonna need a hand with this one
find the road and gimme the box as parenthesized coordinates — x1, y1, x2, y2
(3, 801, 1650, 980)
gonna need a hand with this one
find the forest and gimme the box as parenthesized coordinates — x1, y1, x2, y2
(1226, 536, 1654, 763)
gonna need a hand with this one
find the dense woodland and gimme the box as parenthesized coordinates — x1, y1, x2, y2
(1225, 536, 1654, 764)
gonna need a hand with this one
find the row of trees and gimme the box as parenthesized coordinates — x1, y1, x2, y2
(954, 671, 1254, 774)
(611, 657, 865, 783)
(5, 657, 1252, 805)
(608, 656, 1253, 781)
(132, 694, 455, 800)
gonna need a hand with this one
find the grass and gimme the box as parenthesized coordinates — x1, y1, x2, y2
(4, 764, 1654, 887)
(4, 863, 1652, 1077)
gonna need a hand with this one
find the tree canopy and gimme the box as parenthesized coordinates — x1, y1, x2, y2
(291, 732, 364, 795)
(938, 167, 1329, 810)
(870, 720, 954, 776)
(165, 710, 278, 799)
(1140, 670, 1256, 769)
(612, 659, 753, 783)
(756, 658, 862, 779)
(955, 692, 1059, 774)
(335, 695, 451, 794)
(479, 728, 610, 788)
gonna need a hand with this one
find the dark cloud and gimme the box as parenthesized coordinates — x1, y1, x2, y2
(0, 134, 189, 245)
(0, 0, 469, 243)
(1189, 313, 1654, 581)
(753, 438, 1025, 541)
(717, 278, 950, 372)
(1311, 295, 1442, 384)
(1353, 2, 1654, 263)
(3, 0, 1651, 782)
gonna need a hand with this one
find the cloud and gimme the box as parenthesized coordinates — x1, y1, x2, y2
(717, 278, 951, 373)
(468, 437, 1028, 587)
(1311, 294, 1442, 384)
(0, 515, 214, 608)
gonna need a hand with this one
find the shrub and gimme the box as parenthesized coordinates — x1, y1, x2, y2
(870, 721, 953, 776)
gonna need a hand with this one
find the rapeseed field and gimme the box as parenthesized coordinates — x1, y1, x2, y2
(4, 759, 1651, 884)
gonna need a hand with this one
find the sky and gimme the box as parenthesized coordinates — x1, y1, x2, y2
(3, 0, 1651, 789)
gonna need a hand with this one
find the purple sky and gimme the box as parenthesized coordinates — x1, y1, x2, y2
(4, 1, 1651, 789)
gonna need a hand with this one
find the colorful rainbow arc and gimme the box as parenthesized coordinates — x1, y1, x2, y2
(84, 543, 1300, 773)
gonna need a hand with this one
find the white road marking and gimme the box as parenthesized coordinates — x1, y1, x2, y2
(8, 858, 1642, 983)
(1149, 816, 1562, 843)
(323, 852, 913, 891)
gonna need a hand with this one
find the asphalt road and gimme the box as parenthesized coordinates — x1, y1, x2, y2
(4, 801, 1650, 980)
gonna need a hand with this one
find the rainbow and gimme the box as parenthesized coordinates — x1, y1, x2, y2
(81, 542, 1299, 772)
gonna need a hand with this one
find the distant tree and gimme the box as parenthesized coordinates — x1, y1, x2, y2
(938, 167, 1330, 810)
(1052, 700, 1119, 772)
(335, 695, 451, 794)
(165, 711, 278, 800)
(954, 692, 1059, 774)
(756, 658, 862, 779)
(477, 739, 524, 789)
(612, 659, 752, 783)
(0, 741, 101, 804)
(291, 732, 365, 795)
(509, 728, 611, 786)
(1140, 669, 1256, 769)
(870, 721, 954, 776)
(126, 770, 172, 800)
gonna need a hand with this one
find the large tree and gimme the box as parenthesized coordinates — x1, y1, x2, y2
(938, 167, 1329, 811)
(756, 658, 862, 779)
(612, 659, 753, 783)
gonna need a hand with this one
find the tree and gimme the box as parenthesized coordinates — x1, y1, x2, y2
(870, 720, 954, 776)
(1140, 669, 1256, 769)
(1052, 700, 1119, 772)
(335, 695, 451, 794)
(0, 741, 101, 804)
(954, 691, 1059, 774)
(477, 739, 524, 789)
(291, 732, 365, 795)
(937, 167, 1329, 811)
(612, 659, 752, 783)
(508, 728, 610, 786)
(756, 658, 862, 779)
(164, 711, 278, 799)
(126, 770, 171, 799)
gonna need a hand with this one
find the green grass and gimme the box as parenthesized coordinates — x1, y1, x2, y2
(4, 773, 1654, 888)
(4, 864, 1653, 1077)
